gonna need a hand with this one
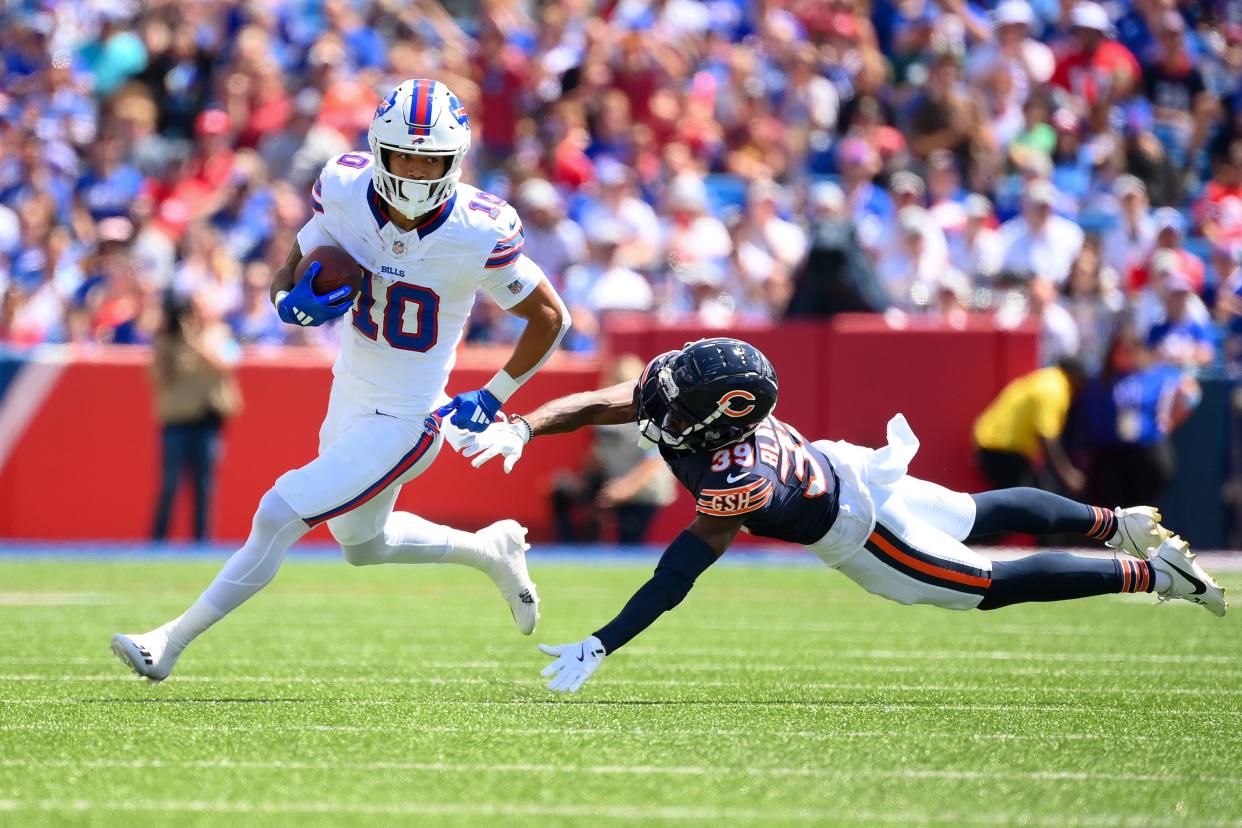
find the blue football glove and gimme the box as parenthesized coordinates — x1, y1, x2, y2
(276, 261, 354, 327)
(436, 388, 504, 433)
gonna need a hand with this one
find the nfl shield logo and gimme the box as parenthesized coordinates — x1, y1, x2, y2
(507, 279, 523, 295)
(392, 240, 406, 256)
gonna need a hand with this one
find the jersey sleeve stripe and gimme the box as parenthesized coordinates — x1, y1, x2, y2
(484, 242, 525, 269)
(699, 479, 769, 497)
(310, 196, 324, 214)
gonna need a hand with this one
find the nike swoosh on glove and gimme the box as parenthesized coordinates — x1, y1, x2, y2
(436, 388, 503, 433)
(538, 635, 606, 693)
(277, 262, 354, 327)
(461, 421, 527, 473)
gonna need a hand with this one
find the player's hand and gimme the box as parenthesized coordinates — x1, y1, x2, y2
(460, 420, 527, 473)
(276, 262, 354, 327)
(538, 636, 606, 693)
(436, 388, 503, 433)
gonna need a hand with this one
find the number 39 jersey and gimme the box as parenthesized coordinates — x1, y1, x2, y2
(296, 151, 543, 411)
(659, 416, 841, 544)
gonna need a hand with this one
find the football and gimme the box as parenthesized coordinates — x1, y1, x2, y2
(295, 245, 364, 299)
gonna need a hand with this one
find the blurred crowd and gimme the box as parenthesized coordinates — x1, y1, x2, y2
(0, 0, 1241, 383)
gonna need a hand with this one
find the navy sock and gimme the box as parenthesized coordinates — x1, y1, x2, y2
(969, 488, 1116, 543)
(978, 552, 1155, 610)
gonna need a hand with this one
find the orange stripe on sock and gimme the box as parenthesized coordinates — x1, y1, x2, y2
(867, 531, 992, 589)
(1120, 559, 1131, 592)
(1087, 507, 1102, 539)
(1138, 561, 1149, 592)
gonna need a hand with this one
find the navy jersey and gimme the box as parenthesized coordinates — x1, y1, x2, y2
(659, 415, 840, 544)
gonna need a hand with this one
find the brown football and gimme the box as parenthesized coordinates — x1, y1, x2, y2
(295, 245, 364, 298)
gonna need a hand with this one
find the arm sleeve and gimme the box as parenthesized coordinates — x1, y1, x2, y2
(592, 530, 720, 653)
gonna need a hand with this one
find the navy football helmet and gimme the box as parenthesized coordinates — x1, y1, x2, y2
(636, 338, 779, 452)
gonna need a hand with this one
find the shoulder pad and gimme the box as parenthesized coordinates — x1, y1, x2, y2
(312, 152, 375, 214)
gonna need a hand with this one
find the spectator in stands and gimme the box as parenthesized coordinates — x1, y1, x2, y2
(973, 357, 1089, 493)
(1000, 179, 1085, 285)
(1051, 2, 1141, 109)
(1100, 174, 1155, 283)
(577, 159, 660, 270)
(561, 220, 653, 353)
(1130, 208, 1205, 294)
(258, 89, 350, 193)
(877, 206, 947, 312)
(947, 193, 1003, 283)
(1062, 242, 1124, 375)
(150, 294, 242, 542)
(516, 178, 587, 288)
(1132, 249, 1212, 340)
(550, 355, 676, 545)
(1142, 11, 1216, 165)
(966, 0, 1054, 107)
(1196, 136, 1242, 250)
(1147, 273, 1216, 369)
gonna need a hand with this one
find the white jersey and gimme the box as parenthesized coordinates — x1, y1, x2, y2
(296, 151, 542, 411)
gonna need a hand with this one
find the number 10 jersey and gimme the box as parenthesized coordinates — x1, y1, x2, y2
(296, 151, 544, 414)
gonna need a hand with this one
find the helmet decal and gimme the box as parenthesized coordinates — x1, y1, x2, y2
(406, 79, 436, 136)
(717, 390, 756, 417)
(375, 89, 398, 118)
(448, 93, 470, 129)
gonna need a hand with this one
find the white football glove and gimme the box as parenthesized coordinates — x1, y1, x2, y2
(538, 635, 606, 693)
(461, 419, 528, 473)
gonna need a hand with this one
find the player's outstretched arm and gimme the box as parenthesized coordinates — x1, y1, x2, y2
(460, 381, 638, 472)
(538, 514, 743, 693)
(439, 277, 571, 432)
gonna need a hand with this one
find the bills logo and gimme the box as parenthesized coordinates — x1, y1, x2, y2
(375, 89, 398, 118)
(448, 93, 470, 129)
(718, 390, 756, 418)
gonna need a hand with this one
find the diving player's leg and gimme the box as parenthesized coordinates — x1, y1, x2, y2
(327, 423, 540, 634)
(833, 498, 1225, 615)
(897, 476, 1171, 558)
(966, 488, 1170, 558)
(112, 487, 309, 682)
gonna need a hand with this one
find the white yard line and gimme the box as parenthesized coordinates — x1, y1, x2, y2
(3, 723, 1232, 743)
(0, 798, 1237, 827)
(2, 697, 1236, 716)
(3, 673, 1241, 697)
(0, 757, 1238, 786)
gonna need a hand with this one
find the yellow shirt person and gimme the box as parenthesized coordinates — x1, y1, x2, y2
(973, 361, 1086, 492)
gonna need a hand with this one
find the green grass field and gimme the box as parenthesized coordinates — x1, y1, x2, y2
(0, 554, 1239, 827)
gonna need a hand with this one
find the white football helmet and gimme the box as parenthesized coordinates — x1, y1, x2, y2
(368, 78, 472, 220)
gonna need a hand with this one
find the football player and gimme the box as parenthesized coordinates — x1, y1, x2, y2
(463, 338, 1227, 693)
(111, 79, 570, 682)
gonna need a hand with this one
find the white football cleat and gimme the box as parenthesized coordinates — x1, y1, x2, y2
(477, 520, 540, 635)
(1106, 506, 1171, 560)
(1150, 535, 1227, 617)
(110, 630, 178, 683)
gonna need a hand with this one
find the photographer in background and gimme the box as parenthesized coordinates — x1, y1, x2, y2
(150, 294, 242, 541)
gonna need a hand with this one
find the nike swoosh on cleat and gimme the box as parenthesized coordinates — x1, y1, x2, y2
(1166, 560, 1207, 595)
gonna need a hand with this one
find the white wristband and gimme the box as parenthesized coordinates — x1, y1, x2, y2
(484, 370, 520, 404)
(273, 290, 289, 309)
